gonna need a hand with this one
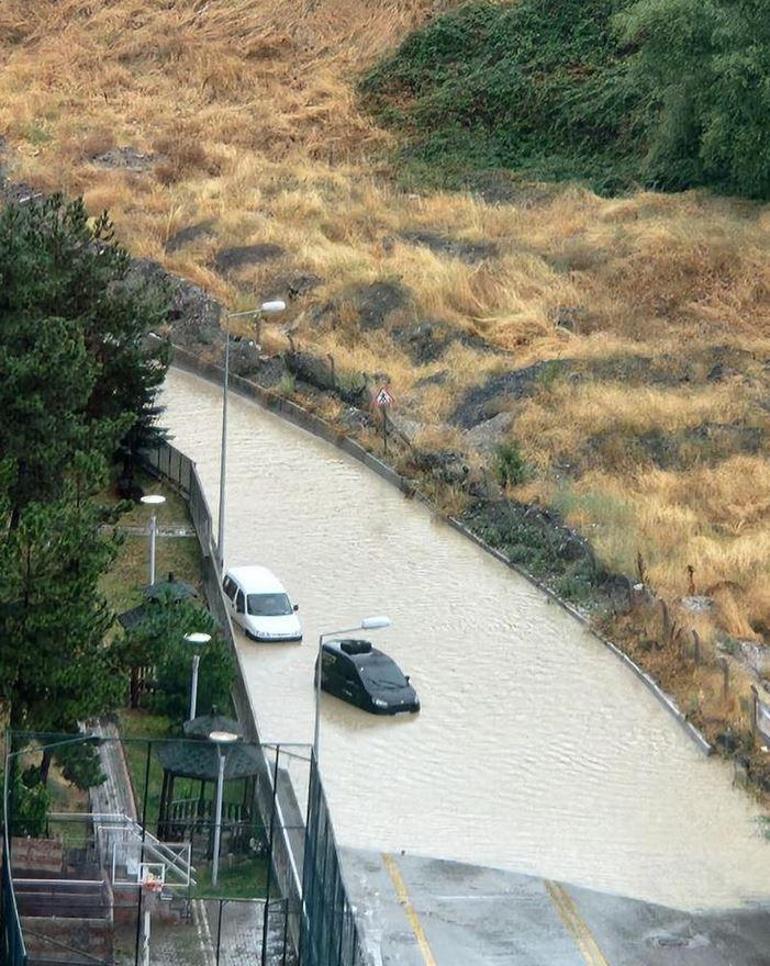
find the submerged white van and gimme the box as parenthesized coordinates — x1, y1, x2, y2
(222, 566, 302, 642)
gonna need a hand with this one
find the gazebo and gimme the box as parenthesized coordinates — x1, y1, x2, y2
(155, 714, 263, 855)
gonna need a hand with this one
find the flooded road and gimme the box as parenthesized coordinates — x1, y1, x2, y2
(161, 367, 769, 910)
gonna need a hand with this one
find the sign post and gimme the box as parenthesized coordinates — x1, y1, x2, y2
(374, 385, 395, 456)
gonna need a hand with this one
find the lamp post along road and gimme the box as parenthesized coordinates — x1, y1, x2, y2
(209, 730, 238, 887)
(218, 300, 285, 566)
(184, 632, 211, 721)
(314, 616, 391, 764)
(141, 495, 166, 585)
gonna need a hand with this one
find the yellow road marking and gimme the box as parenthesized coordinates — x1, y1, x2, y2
(545, 880, 610, 966)
(382, 853, 438, 966)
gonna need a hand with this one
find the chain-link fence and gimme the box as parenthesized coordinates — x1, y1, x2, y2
(2, 732, 310, 966)
(138, 439, 368, 963)
(140, 444, 212, 559)
(300, 758, 367, 966)
(2, 441, 369, 965)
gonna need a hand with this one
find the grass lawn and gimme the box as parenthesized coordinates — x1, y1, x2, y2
(100, 471, 203, 615)
(118, 709, 258, 835)
(194, 856, 268, 900)
(118, 708, 176, 829)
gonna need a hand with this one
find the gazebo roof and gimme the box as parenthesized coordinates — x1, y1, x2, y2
(117, 604, 154, 631)
(156, 740, 261, 781)
(183, 711, 242, 740)
(143, 573, 199, 602)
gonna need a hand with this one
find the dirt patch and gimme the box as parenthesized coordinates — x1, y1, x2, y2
(285, 350, 368, 406)
(458, 170, 557, 207)
(165, 220, 216, 253)
(91, 146, 159, 171)
(284, 273, 323, 300)
(415, 370, 449, 389)
(464, 412, 516, 455)
(451, 360, 570, 428)
(213, 244, 285, 273)
(409, 449, 469, 486)
(313, 279, 414, 332)
(399, 230, 497, 263)
(123, 258, 222, 349)
(393, 320, 494, 365)
(353, 280, 412, 330)
(576, 422, 765, 475)
(579, 345, 763, 387)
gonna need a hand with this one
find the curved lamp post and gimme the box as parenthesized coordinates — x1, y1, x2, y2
(140, 494, 166, 585)
(218, 300, 286, 567)
(314, 616, 391, 765)
(184, 632, 212, 721)
(208, 730, 239, 887)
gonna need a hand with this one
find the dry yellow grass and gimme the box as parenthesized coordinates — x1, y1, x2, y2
(1, 0, 769, 639)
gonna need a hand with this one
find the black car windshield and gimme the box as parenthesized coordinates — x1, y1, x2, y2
(247, 593, 292, 617)
(359, 658, 407, 690)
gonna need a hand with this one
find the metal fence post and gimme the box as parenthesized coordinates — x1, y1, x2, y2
(216, 900, 224, 965)
(133, 740, 152, 966)
(261, 746, 281, 966)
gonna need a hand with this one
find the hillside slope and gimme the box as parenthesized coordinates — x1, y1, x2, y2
(1, 0, 769, 738)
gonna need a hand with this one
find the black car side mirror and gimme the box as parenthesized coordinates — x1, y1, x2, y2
(406, 675, 411, 683)
(293, 604, 299, 612)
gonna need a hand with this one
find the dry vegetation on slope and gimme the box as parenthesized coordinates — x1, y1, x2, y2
(1, 1, 769, 715)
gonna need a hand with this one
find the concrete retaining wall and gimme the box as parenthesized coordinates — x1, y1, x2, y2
(164, 339, 713, 756)
(22, 916, 113, 961)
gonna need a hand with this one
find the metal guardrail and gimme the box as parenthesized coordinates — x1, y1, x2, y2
(140, 440, 369, 964)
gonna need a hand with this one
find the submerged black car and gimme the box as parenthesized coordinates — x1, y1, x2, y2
(316, 639, 420, 715)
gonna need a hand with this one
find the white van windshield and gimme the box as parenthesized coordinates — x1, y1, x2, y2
(247, 593, 292, 617)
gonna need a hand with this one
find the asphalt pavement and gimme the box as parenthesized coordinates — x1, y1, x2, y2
(342, 850, 770, 965)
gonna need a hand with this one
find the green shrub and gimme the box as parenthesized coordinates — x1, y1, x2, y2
(494, 442, 529, 487)
(276, 372, 296, 397)
(362, 0, 770, 199)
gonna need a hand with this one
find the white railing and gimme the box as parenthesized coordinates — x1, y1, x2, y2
(49, 811, 196, 889)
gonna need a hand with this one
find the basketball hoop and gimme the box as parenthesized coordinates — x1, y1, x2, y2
(141, 871, 164, 914)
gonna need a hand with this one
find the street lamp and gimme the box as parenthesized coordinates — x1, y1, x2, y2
(184, 632, 212, 721)
(314, 616, 391, 764)
(140, 494, 166, 585)
(218, 300, 286, 568)
(209, 730, 239, 887)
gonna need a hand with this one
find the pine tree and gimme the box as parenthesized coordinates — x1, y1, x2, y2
(0, 477, 124, 734)
(0, 194, 171, 510)
(0, 193, 172, 741)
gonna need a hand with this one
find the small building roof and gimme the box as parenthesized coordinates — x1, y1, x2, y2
(144, 573, 199, 602)
(183, 711, 242, 740)
(156, 739, 262, 781)
(117, 604, 154, 631)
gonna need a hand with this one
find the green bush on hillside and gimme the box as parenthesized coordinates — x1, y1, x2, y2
(362, 0, 770, 199)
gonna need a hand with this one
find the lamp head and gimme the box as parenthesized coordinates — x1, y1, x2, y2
(184, 632, 212, 645)
(209, 730, 239, 744)
(141, 495, 166, 506)
(260, 299, 286, 315)
(360, 616, 391, 630)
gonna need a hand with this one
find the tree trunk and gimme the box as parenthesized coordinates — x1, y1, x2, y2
(39, 748, 53, 786)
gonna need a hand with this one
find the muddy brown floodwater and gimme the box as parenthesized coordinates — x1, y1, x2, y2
(161, 367, 769, 911)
